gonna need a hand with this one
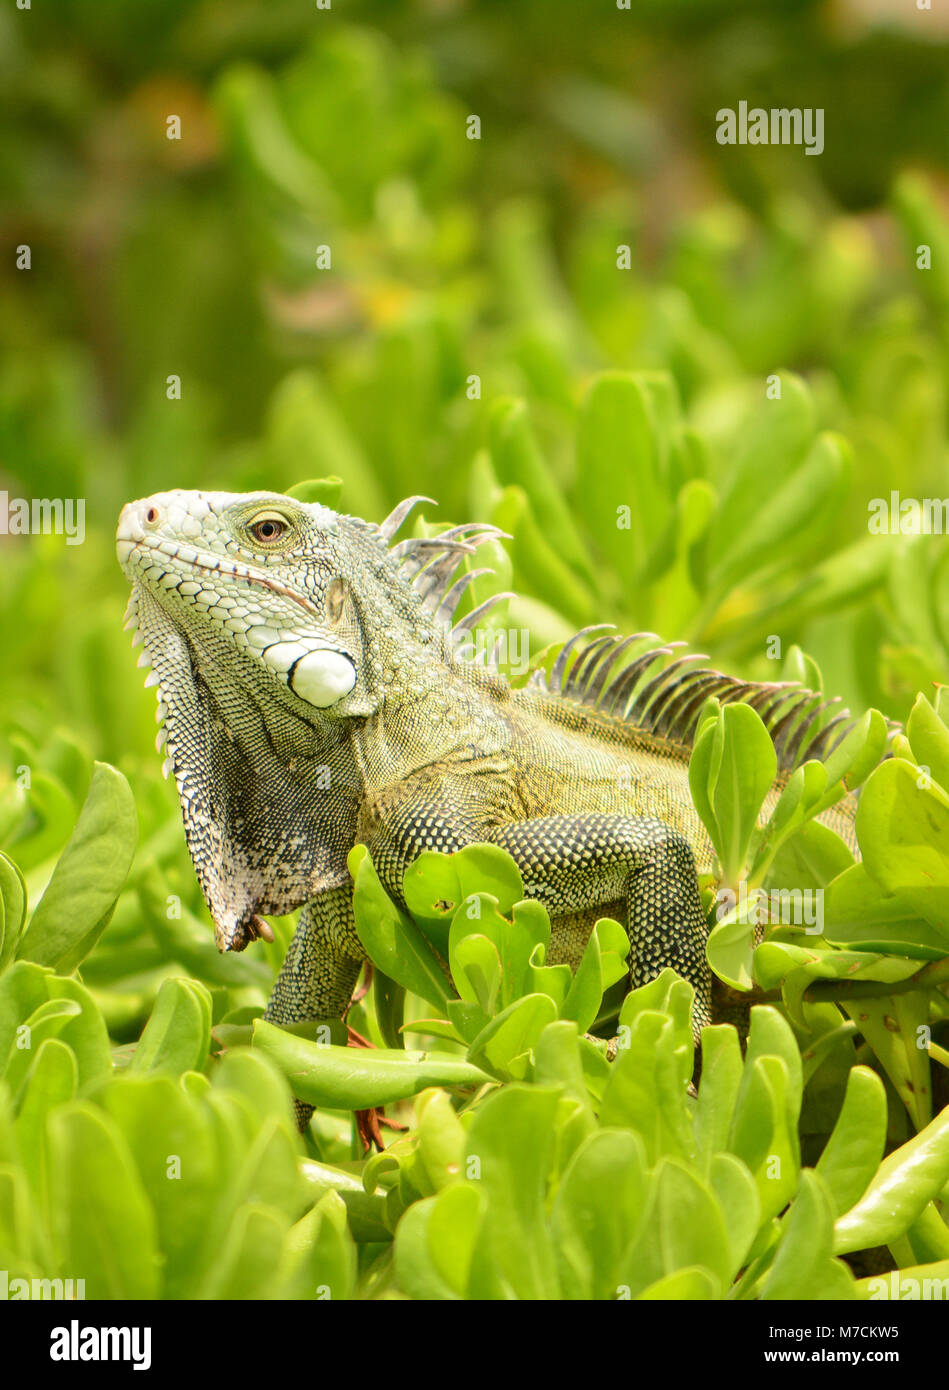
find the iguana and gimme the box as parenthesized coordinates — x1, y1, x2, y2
(116, 488, 861, 1136)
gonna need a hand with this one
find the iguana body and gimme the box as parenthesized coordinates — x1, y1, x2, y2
(116, 489, 859, 1092)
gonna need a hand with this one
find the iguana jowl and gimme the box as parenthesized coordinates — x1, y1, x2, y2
(116, 489, 860, 1095)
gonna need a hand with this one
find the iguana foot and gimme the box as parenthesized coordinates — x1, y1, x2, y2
(346, 1023, 408, 1151)
(354, 1106, 407, 1152)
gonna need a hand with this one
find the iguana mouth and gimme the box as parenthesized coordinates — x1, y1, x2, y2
(118, 534, 324, 619)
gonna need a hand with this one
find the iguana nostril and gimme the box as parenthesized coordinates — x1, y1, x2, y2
(145, 506, 160, 526)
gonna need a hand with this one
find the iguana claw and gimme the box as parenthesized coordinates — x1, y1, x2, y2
(346, 1024, 408, 1152)
(354, 1108, 408, 1153)
(249, 913, 275, 943)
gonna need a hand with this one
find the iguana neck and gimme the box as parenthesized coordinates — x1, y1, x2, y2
(349, 660, 512, 791)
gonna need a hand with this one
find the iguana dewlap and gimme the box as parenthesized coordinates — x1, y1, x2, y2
(116, 489, 859, 1069)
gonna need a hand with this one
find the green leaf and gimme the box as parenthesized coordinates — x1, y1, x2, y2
(4, 772, 76, 873)
(761, 1170, 854, 1300)
(833, 1103, 949, 1254)
(694, 1025, 744, 1172)
(213, 1047, 297, 1130)
(463, 1084, 562, 1300)
(744, 1006, 803, 1141)
(714, 373, 816, 557)
(285, 476, 343, 508)
(415, 1088, 466, 1194)
(448, 894, 551, 1013)
(823, 863, 949, 959)
(466, 993, 558, 1080)
(855, 1259, 949, 1302)
(618, 968, 695, 1081)
(283, 1190, 357, 1301)
(818, 708, 890, 802)
(100, 1076, 217, 1298)
(14, 1038, 77, 1235)
(128, 977, 212, 1076)
(299, 1160, 391, 1244)
(18, 763, 138, 972)
(841, 990, 933, 1130)
(489, 397, 594, 586)
(560, 917, 630, 1035)
(709, 1151, 760, 1278)
(373, 970, 406, 1050)
(0, 1161, 42, 1272)
(857, 758, 949, 938)
(655, 1158, 732, 1291)
(551, 1128, 650, 1300)
(451, 932, 503, 1015)
(201, 1105, 303, 1256)
(404, 843, 524, 937)
(394, 1184, 484, 1300)
(903, 1202, 949, 1265)
(705, 905, 757, 991)
(636, 1266, 720, 1299)
(201, 1202, 288, 1301)
(0, 961, 53, 1078)
(767, 816, 856, 891)
(253, 1019, 490, 1110)
(907, 692, 949, 793)
(574, 372, 672, 585)
(601, 1012, 695, 1165)
(349, 845, 452, 1010)
(47, 1102, 161, 1298)
(5, 999, 81, 1096)
(0, 853, 27, 973)
(728, 1055, 799, 1224)
(492, 485, 595, 627)
(690, 703, 776, 882)
(264, 370, 385, 518)
(815, 1066, 888, 1217)
(713, 426, 850, 597)
(44, 976, 111, 1088)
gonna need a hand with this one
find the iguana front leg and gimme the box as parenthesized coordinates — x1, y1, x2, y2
(264, 884, 366, 1131)
(487, 814, 712, 1043)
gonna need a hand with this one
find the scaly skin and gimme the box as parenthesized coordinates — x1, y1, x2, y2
(116, 489, 861, 1119)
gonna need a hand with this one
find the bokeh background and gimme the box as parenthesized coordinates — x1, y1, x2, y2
(2, 0, 948, 781)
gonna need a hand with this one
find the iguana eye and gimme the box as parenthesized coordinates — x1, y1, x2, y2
(249, 513, 290, 545)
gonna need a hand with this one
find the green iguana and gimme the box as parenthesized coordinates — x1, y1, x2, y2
(116, 488, 861, 1134)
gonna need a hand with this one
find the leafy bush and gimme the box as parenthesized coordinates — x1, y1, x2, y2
(2, 683, 948, 1299)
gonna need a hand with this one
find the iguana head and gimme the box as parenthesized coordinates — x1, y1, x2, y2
(118, 490, 384, 721)
(116, 488, 507, 951)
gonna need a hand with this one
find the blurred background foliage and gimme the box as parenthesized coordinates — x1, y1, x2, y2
(1, 0, 948, 795)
